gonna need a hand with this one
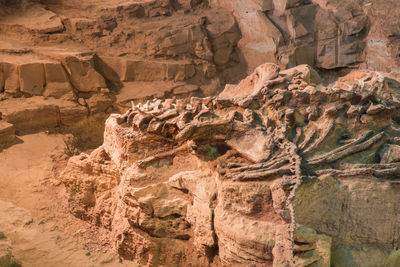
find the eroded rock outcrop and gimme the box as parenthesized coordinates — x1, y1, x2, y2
(60, 62, 400, 266)
(211, 0, 400, 77)
(2, 0, 400, 150)
(0, 0, 244, 145)
(212, 0, 369, 70)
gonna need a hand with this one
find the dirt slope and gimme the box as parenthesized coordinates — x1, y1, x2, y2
(0, 133, 138, 267)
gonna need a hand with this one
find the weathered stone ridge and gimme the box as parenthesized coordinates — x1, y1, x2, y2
(2, 0, 400, 266)
(0, 0, 243, 148)
(211, 0, 400, 77)
(61, 62, 400, 266)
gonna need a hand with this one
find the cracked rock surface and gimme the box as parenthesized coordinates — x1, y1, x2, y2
(61, 63, 400, 266)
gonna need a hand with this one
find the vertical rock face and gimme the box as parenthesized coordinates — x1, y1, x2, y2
(211, 0, 400, 75)
(1, 0, 400, 144)
(60, 63, 400, 266)
(3, 0, 400, 266)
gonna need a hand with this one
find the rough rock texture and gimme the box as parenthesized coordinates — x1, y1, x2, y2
(211, 0, 400, 77)
(0, 0, 242, 103)
(0, 0, 245, 142)
(2, 0, 400, 266)
(61, 62, 400, 266)
(1, 0, 400, 141)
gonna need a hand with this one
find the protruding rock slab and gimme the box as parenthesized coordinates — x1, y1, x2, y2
(0, 5, 64, 33)
(0, 121, 15, 147)
(61, 54, 106, 93)
(0, 97, 88, 134)
(60, 61, 400, 267)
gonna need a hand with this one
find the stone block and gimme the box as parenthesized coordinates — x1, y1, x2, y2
(2, 63, 19, 94)
(125, 60, 166, 82)
(43, 62, 74, 99)
(19, 63, 45, 96)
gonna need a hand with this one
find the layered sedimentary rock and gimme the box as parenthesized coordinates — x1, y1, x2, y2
(2, 0, 400, 147)
(0, 0, 243, 144)
(61, 63, 400, 266)
(211, 0, 369, 70)
(0, 0, 241, 103)
(212, 0, 400, 76)
(3, 0, 400, 266)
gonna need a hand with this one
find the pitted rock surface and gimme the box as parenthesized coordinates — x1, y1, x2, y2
(61, 63, 400, 266)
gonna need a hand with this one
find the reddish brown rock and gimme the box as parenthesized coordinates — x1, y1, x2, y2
(43, 62, 74, 99)
(1, 63, 19, 95)
(0, 121, 14, 147)
(60, 63, 400, 266)
(19, 63, 45, 96)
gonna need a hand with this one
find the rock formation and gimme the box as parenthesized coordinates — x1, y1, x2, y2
(1, 0, 400, 143)
(60, 62, 400, 266)
(2, 0, 400, 266)
(212, 0, 400, 76)
(0, 0, 243, 144)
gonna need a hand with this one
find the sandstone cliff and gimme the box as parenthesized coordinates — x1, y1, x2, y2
(2, 1, 400, 267)
(60, 63, 400, 266)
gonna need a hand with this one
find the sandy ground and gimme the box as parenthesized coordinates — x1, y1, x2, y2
(0, 133, 138, 267)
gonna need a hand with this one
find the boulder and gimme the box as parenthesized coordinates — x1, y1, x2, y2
(62, 55, 106, 93)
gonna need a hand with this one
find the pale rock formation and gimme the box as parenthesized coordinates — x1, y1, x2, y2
(60, 63, 400, 266)
(211, 0, 400, 74)
(0, 97, 88, 134)
(2, 0, 400, 266)
(0, 0, 245, 139)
